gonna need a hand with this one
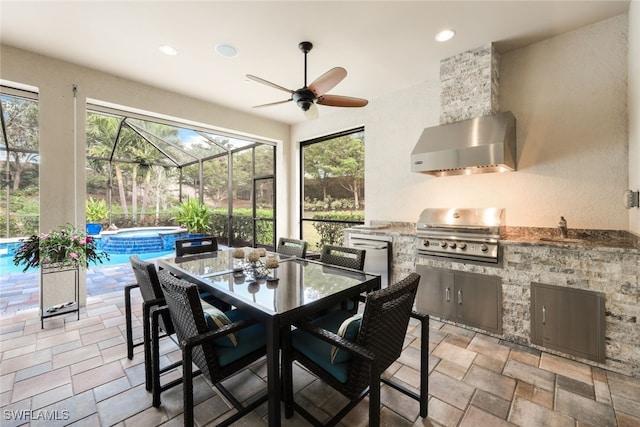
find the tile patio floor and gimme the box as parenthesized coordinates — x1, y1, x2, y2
(1, 285, 639, 426)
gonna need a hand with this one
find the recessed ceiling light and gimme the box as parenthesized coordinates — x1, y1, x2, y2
(215, 43, 239, 58)
(435, 29, 456, 42)
(158, 45, 178, 56)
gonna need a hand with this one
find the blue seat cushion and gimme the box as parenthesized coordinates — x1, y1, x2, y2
(211, 309, 266, 367)
(291, 310, 359, 383)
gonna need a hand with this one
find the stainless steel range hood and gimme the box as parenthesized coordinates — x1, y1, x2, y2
(411, 111, 516, 176)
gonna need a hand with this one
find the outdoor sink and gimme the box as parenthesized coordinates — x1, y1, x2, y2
(538, 237, 587, 244)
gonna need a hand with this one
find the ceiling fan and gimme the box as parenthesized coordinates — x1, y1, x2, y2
(246, 41, 368, 120)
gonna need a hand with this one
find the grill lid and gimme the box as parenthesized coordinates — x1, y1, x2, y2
(416, 208, 505, 237)
(416, 208, 505, 264)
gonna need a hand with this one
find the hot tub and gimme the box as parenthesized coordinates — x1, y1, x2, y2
(98, 227, 188, 254)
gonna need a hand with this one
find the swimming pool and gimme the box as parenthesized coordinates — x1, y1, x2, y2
(98, 226, 188, 254)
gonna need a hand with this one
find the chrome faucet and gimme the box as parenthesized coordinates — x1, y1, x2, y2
(558, 216, 568, 239)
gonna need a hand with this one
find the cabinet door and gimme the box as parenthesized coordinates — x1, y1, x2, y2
(530, 282, 605, 363)
(455, 272, 502, 334)
(415, 266, 455, 319)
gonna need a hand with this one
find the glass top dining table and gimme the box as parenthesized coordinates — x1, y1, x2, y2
(157, 247, 381, 426)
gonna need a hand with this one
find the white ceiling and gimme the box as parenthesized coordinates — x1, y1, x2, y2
(0, 1, 631, 125)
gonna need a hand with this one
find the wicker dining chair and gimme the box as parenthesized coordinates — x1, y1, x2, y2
(156, 270, 268, 426)
(320, 244, 367, 313)
(319, 244, 366, 271)
(175, 235, 218, 257)
(282, 273, 428, 427)
(125, 255, 229, 390)
(276, 237, 308, 258)
(125, 255, 176, 391)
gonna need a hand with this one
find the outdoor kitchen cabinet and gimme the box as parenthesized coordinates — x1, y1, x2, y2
(530, 282, 605, 363)
(416, 266, 502, 334)
(416, 267, 456, 319)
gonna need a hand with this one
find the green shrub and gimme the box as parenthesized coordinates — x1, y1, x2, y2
(209, 208, 274, 246)
(303, 197, 356, 212)
(86, 197, 109, 224)
(2, 189, 39, 237)
(172, 198, 213, 234)
(311, 211, 364, 249)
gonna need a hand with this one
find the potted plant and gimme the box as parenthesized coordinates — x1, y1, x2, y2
(173, 198, 212, 237)
(12, 223, 110, 272)
(86, 197, 108, 235)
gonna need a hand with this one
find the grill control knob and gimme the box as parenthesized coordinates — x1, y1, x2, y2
(480, 243, 488, 252)
(440, 240, 448, 248)
(458, 242, 467, 250)
(449, 242, 457, 249)
(423, 240, 430, 247)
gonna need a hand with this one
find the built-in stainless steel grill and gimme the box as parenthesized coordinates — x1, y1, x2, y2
(416, 208, 505, 264)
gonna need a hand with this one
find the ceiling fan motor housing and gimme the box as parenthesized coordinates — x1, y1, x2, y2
(293, 89, 316, 111)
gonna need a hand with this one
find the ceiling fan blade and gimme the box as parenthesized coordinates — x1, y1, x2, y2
(304, 103, 319, 120)
(246, 74, 294, 94)
(252, 99, 292, 108)
(317, 94, 369, 107)
(308, 67, 347, 96)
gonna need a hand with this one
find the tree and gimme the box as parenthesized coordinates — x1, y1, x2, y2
(204, 156, 229, 206)
(325, 134, 364, 209)
(232, 149, 254, 208)
(87, 114, 181, 225)
(151, 165, 173, 223)
(130, 122, 178, 223)
(303, 143, 333, 201)
(1, 95, 39, 191)
(303, 132, 364, 208)
(86, 113, 130, 218)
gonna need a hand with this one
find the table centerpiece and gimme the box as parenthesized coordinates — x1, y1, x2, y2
(231, 248, 279, 283)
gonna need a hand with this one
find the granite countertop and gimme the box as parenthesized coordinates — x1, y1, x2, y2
(347, 223, 416, 236)
(503, 227, 639, 251)
(346, 222, 639, 252)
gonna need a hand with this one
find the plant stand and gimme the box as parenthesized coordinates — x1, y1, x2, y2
(40, 263, 80, 328)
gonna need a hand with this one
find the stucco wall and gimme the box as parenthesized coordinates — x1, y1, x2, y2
(630, 1, 640, 235)
(292, 13, 630, 232)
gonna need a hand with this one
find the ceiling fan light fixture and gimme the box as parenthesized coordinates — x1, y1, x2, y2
(435, 29, 456, 42)
(305, 103, 319, 120)
(158, 45, 178, 56)
(215, 43, 239, 58)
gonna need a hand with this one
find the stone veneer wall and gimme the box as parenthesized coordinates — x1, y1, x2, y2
(349, 225, 640, 379)
(499, 243, 639, 376)
(439, 43, 500, 124)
